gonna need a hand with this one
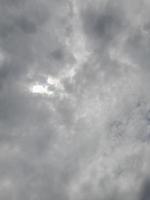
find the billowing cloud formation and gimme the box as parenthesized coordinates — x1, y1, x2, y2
(0, 0, 150, 199)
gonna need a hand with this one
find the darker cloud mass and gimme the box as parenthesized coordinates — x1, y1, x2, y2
(140, 179, 150, 200)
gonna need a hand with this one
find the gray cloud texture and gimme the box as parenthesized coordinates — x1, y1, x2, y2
(0, 0, 150, 199)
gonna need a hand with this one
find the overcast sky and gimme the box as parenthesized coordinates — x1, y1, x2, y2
(0, 0, 150, 199)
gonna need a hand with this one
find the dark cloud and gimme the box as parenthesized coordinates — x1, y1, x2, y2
(82, 7, 122, 40)
(80, 0, 128, 50)
(140, 179, 150, 200)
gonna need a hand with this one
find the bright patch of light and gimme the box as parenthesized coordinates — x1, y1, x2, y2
(28, 75, 67, 98)
(47, 75, 64, 90)
(30, 84, 54, 96)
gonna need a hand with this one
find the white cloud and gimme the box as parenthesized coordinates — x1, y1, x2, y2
(30, 83, 54, 96)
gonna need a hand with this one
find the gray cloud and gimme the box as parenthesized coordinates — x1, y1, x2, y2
(0, 0, 150, 200)
(139, 179, 150, 200)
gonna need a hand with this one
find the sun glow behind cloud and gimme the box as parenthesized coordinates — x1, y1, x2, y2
(30, 83, 54, 96)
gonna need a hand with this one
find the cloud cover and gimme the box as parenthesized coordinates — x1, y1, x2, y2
(0, 0, 150, 199)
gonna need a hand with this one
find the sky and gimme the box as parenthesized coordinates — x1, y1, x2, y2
(0, 0, 150, 199)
